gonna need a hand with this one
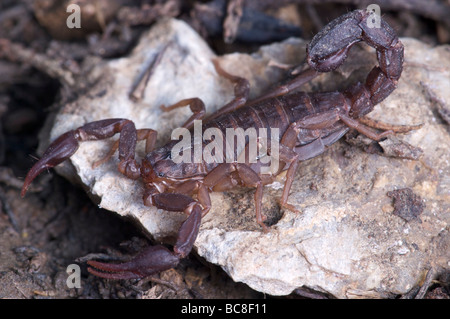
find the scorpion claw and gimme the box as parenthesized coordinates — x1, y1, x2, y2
(87, 263, 141, 280)
(21, 131, 80, 197)
(87, 245, 180, 280)
(87, 204, 203, 280)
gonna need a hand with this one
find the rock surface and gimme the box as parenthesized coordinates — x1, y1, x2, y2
(41, 18, 449, 298)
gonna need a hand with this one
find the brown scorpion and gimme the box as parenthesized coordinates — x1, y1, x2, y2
(21, 10, 412, 279)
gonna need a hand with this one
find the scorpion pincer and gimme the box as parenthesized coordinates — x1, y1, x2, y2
(21, 10, 409, 279)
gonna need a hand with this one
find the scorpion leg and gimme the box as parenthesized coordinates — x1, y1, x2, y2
(203, 163, 268, 231)
(160, 59, 250, 126)
(87, 203, 203, 279)
(358, 117, 423, 134)
(21, 119, 146, 197)
(247, 67, 319, 106)
(160, 98, 206, 130)
(277, 125, 350, 213)
(277, 124, 351, 213)
(275, 112, 348, 212)
(271, 124, 310, 213)
(276, 145, 301, 213)
(235, 163, 267, 231)
(204, 59, 250, 121)
(339, 113, 392, 141)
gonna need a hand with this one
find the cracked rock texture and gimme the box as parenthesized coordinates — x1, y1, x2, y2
(41, 19, 449, 298)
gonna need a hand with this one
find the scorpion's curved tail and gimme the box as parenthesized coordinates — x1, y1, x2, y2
(307, 9, 403, 118)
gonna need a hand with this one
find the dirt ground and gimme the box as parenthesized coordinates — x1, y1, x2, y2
(0, 0, 448, 299)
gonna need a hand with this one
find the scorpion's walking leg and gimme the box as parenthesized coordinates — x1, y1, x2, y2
(235, 163, 266, 231)
(278, 127, 350, 212)
(160, 59, 250, 127)
(274, 144, 301, 213)
(274, 110, 346, 211)
(266, 124, 312, 213)
(339, 113, 393, 141)
(247, 67, 319, 106)
(160, 98, 206, 130)
(204, 59, 250, 121)
(339, 111, 421, 141)
(21, 119, 155, 197)
(358, 117, 423, 134)
(202, 162, 268, 231)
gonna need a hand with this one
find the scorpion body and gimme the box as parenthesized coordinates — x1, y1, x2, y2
(21, 10, 407, 279)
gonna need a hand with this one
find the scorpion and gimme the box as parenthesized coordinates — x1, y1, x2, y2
(21, 10, 413, 279)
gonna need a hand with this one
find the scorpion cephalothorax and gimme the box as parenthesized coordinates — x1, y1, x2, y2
(21, 10, 415, 279)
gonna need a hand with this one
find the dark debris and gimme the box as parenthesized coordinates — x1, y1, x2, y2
(387, 188, 425, 222)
